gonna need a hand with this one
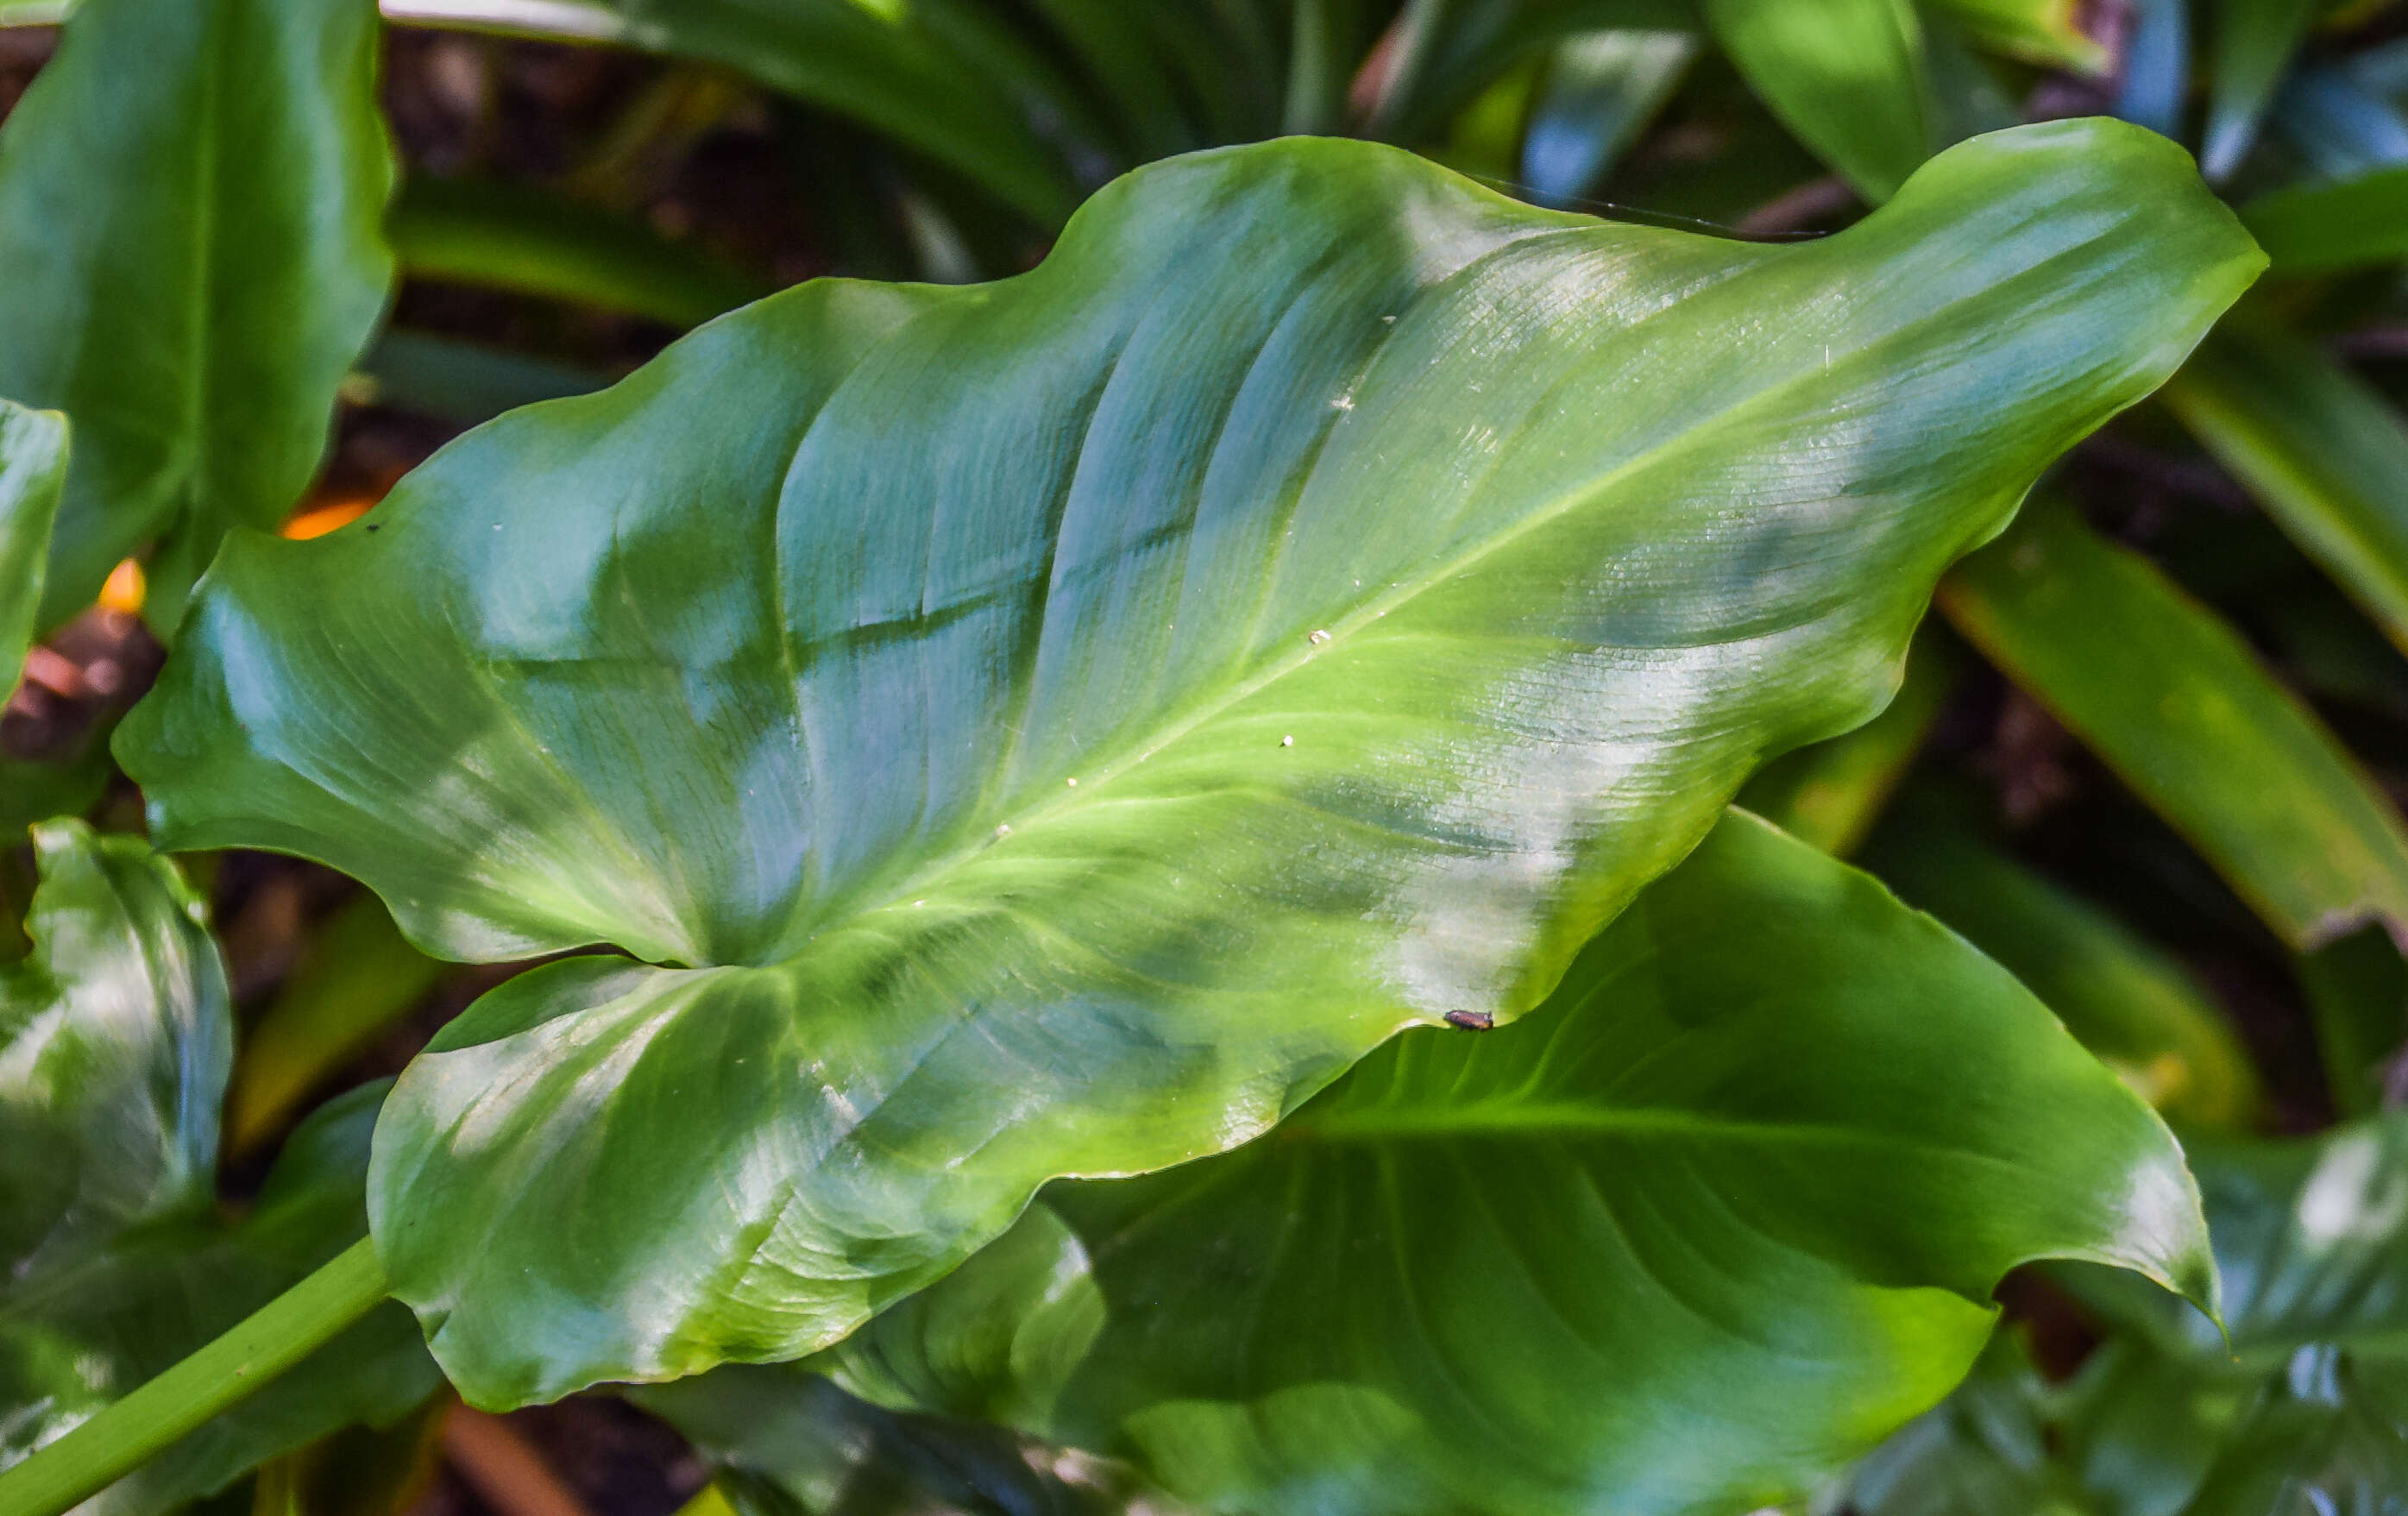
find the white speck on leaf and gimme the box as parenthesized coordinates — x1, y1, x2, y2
(1280, 735, 1294, 747)
(1309, 629, 1331, 645)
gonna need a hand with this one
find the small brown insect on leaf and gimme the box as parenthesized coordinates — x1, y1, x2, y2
(1443, 1010, 1493, 1031)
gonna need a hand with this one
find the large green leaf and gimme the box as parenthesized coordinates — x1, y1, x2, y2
(1862, 783, 2263, 1132)
(122, 123, 2258, 1407)
(0, 823, 439, 1516)
(1701, 0, 1932, 201)
(1855, 1112, 2408, 1515)
(1737, 626, 1958, 857)
(1940, 501, 2408, 952)
(0, 403, 68, 699)
(2163, 319, 2408, 658)
(657, 813, 2212, 1516)
(0, 0, 393, 634)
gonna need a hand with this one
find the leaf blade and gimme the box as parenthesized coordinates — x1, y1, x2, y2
(0, 0, 394, 632)
(122, 123, 2261, 1406)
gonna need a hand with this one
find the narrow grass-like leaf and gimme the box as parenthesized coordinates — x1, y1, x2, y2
(123, 124, 2258, 1407)
(224, 892, 448, 1155)
(2202, 0, 2320, 182)
(1941, 501, 2408, 951)
(1863, 784, 2262, 1130)
(0, 0, 393, 633)
(2164, 320, 2408, 657)
(390, 179, 770, 328)
(1737, 627, 1958, 858)
(2296, 924, 2408, 1119)
(1923, 0, 2107, 72)
(1701, 0, 1930, 201)
(0, 404, 68, 699)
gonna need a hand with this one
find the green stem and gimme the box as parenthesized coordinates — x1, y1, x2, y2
(0, 1237, 390, 1516)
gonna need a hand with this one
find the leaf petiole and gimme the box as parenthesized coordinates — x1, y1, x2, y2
(0, 1236, 391, 1516)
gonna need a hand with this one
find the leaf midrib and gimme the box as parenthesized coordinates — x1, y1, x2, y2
(748, 217, 2116, 967)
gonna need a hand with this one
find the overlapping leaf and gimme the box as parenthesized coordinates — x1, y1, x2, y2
(123, 123, 2259, 1406)
(0, 0, 393, 633)
(1853, 1112, 2408, 1515)
(1863, 783, 2263, 1131)
(0, 824, 437, 1516)
(1942, 501, 2408, 951)
(0, 403, 67, 697)
(654, 814, 2213, 1516)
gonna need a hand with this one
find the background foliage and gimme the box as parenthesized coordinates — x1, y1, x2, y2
(3, 1, 2408, 1513)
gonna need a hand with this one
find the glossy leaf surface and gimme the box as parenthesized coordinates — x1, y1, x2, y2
(0, 825, 438, 1515)
(1941, 502, 2408, 951)
(0, 0, 393, 632)
(2241, 165, 2408, 274)
(2164, 319, 2408, 657)
(1863, 784, 2263, 1130)
(0, 403, 67, 699)
(710, 813, 2214, 1516)
(123, 124, 2259, 1407)
(1701, 0, 1930, 201)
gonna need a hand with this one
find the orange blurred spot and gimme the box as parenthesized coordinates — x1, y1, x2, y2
(281, 496, 375, 540)
(97, 558, 145, 615)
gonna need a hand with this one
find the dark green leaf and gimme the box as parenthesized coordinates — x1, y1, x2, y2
(2240, 166, 2408, 275)
(0, 824, 438, 1516)
(2297, 926, 2408, 1120)
(776, 813, 2213, 1515)
(1857, 1113, 2408, 1514)
(2202, 0, 2320, 182)
(2116, 0, 2191, 140)
(123, 124, 2259, 1407)
(390, 178, 771, 329)
(1940, 501, 2408, 951)
(639, 1362, 1166, 1516)
(1701, 0, 1930, 201)
(2163, 319, 2408, 657)
(589, 0, 1084, 225)
(0, 403, 68, 698)
(0, 0, 394, 632)
(1863, 783, 2264, 1132)
(1519, 28, 1700, 207)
